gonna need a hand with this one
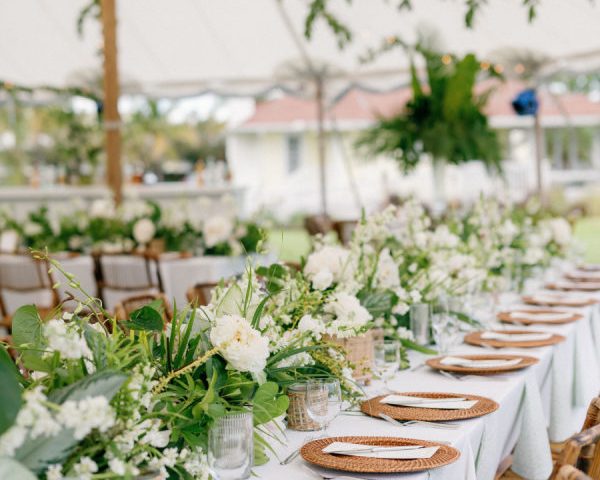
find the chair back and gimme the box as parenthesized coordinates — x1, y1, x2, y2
(186, 283, 217, 306)
(552, 423, 600, 479)
(99, 253, 159, 291)
(0, 254, 58, 317)
(555, 465, 592, 480)
(333, 220, 357, 244)
(114, 293, 172, 323)
(304, 215, 334, 236)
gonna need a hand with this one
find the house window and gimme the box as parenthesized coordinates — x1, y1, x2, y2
(286, 135, 301, 173)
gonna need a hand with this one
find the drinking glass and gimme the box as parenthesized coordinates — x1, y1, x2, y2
(208, 411, 254, 480)
(431, 313, 460, 354)
(305, 379, 342, 435)
(409, 303, 431, 344)
(374, 340, 400, 390)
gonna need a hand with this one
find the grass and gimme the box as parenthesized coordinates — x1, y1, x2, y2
(267, 216, 600, 264)
(266, 228, 312, 263)
(574, 216, 600, 263)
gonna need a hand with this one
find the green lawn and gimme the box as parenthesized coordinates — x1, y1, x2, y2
(266, 228, 311, 263)
(268, 216, 600, 264)
(574, 216, 600, 263)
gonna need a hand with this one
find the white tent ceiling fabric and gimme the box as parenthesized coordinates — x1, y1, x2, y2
(1, 0, 600, 99)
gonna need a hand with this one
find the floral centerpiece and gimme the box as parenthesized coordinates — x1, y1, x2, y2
(0, 252, 351, 479)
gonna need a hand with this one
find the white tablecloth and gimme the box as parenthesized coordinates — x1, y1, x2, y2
(255, 299, 600, 480)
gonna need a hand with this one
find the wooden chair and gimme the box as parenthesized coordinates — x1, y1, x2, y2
(551, 423, 600, 478)
(332, 219, 357, 244)
(555, 465, 592, 480)
(0, 253, 59, 331)
(304, 214, 334, 236)
(500, 396, 600, 479)
(97, 253, 161, 309)
(114, 293, 172, 323)
(186, 283, 217, 306)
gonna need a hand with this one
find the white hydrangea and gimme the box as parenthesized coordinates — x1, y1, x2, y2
(90, 198, 116, 219)
(323, 292, 372, 338)
(23, 222, 43, 237)
(132, 218, 156, 244)
(203, 215, 234, 248)
(210, 314, 270, 374)
(546, 218, 572, 246)
(304, 245, 353, 290)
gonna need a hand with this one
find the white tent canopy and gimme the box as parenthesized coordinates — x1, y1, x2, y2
(2, 0, 600, 99)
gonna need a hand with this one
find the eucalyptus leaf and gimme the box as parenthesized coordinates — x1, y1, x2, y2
(47, 370, 127, 404)
(0, 346, 22, 435)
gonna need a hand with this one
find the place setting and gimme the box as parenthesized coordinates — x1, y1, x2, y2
(425, 354, 539, 377)
(464, 329, 565, 348)
(497, 308, 582, 325)
(565, 270, 600, 282)
(546, 280, 600, 292)
(521, 292, 598, 308)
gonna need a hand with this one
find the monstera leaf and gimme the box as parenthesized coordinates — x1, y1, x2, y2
(0, 457, 36, 480)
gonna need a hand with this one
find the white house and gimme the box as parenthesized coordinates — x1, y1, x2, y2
(226, 81, 600, 220)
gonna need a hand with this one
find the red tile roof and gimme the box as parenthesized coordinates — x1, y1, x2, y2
(241, 80, 600, 127)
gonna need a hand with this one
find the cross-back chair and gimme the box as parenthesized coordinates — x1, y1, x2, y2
(114, 292, 172, 323)
(186, 282, 218, 307)
(551, 423, 600, 479)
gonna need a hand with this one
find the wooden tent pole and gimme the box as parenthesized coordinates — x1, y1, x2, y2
(316, 76, 327, 216)
(100, 0, 123, 204)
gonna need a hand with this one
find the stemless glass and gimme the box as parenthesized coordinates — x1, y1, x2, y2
(409, 303, 431, 344)
(208, 411, 254, 480)
(431, 313, 459, 355)
(305, 379, 342, 435)
(374, 340, 400, 390)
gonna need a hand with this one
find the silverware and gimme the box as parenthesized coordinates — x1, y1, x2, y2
(379, 412, 460, 430)
(438, 370, 466, 381)
(280, 448, 301, 465)
(303, 465, 368, 480)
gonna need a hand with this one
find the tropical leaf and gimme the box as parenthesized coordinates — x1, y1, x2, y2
(124, 304, 164, 331)
(357, 289, 398, 319)
(0, 346, 22, 435)
(11, 305, 47, 372)
(252, 381, 289, 426)
(216, 283, 244, 317)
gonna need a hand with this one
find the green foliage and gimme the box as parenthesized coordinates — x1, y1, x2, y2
(356, 289, 398, 319)
(357, 48, 502, 173)
(11, 305, 48, 372)
(0, 346, 22, 435)
(124, 302, 165, 332)
(0, 457, 37, 480)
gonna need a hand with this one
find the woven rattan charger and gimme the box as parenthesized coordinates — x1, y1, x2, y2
(360, 392, 498, 422)
(426, 354, 538, 375)
(497, 309, 582, 325)
(464, 330, 565, 348)
(300, 436, 460, 473)
(546, 282, 600, 292)
(522, 295, 597, 307)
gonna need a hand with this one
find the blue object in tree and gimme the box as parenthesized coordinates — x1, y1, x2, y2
(512, 88, 539, 116)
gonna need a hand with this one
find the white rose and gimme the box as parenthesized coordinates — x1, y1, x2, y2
(312, 270, 333, 290)
(133, 218, 156, 244)
(304, 245, 352, 286)
(203, 216, 234, 248)
(210, 314, 269, 374)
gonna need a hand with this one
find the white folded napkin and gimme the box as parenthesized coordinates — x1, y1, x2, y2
(554, 281, 600, 290)
(530, 295, 589, 306)
(481, 331, 552, 342)
(509, 311, 572, 322)
(380, 394, 478, 410)
(440, 356, 522, 369)
(323, 442, 439, 459)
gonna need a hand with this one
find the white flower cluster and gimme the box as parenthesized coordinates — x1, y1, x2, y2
(323, 292, 372, 338)
(203, 215, 235, 248)
(0, 387, 116, 458)
(44, 317, 92, 361)
(210, 314, 270, 374)
(304, 244, 354, 290)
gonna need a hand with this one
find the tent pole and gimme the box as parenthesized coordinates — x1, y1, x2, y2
(316, 76, 327, 216)
(100, 0, 123, 204)
(533, 110, 544, 203)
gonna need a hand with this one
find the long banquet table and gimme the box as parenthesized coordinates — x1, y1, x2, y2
(256, 289, 600, 480)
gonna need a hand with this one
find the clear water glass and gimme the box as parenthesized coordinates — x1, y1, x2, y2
(374, 340, 400, 389)
(208, 411, 254, 480)
(409, 303, 431, 344)
(305, 379, 342, 435)
(431, 313, 460, 354)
